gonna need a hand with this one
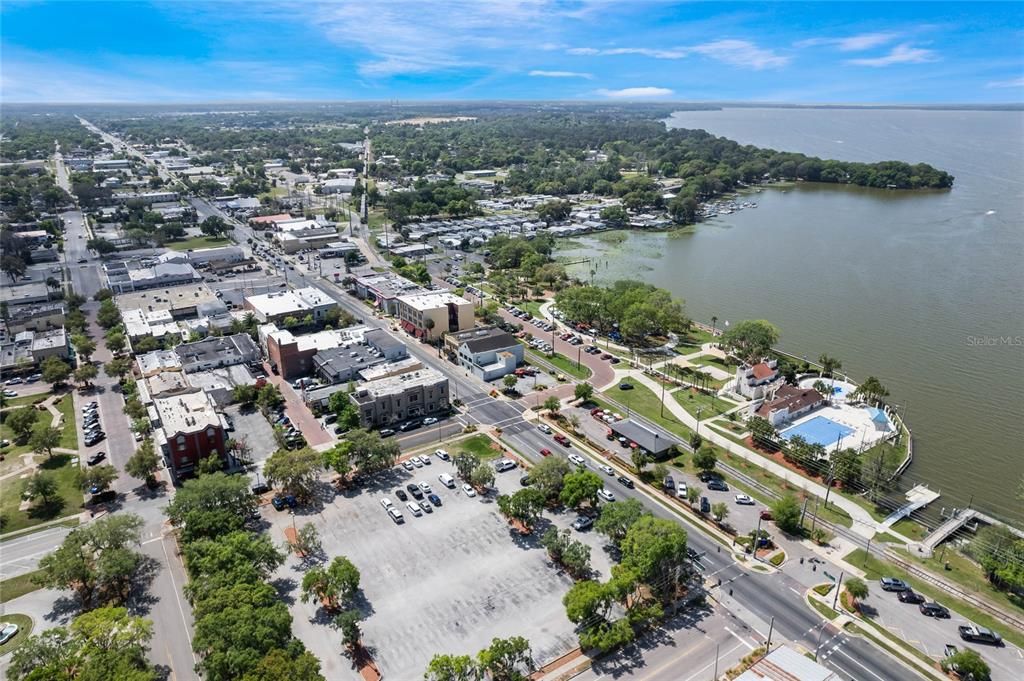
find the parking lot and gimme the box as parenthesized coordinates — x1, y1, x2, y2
(265, 453, 616, 680)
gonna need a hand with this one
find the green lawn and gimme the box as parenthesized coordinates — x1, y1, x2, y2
(845, 548, 1024, 649)
(528, 349, 592, 380)
(0, 570, 44, 603)
(889, 517, 927, 542)
(458, 434, 503, 461)
(605, 378, 696, 444)
(0, 614, 33, 657)
(55, 394, 78, 450)
(687, 354, 735, 371)
(675, 327, 716, 350)
(165, 235, 232, 251)
(2, 392, 51, 408)
(0, 454, 83, 534)
(519, 300, 546, 318)
(671, 386, 737, 419)
(808, 596, 839, 620)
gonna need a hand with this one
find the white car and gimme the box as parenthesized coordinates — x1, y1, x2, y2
(735, 494, 755, 505)
(380, 497, 393, 510)
(410, 456, 424, 468)
(597, 488, 615, 502)
(388, 507, 404, 523)
(418, 481, 432, 493)
(462, 484, 477, 497)
(434, 449, 450, 460)
(402, 460, 415, 471)
(537, 424, 552, 434)
(599, 464, 614, 476)
(568, 453, 586, 467)
(676, 482, 689, 498)
(406, 501, 423, 516)
(423, 417, 438, 425)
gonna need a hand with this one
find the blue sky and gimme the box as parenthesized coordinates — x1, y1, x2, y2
(2, 1, 1022, 103)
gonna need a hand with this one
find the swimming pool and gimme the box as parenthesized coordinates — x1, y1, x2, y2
(781, 415, 854, 447)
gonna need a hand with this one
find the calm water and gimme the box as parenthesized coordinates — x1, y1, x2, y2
(562, 108, 1024, 524)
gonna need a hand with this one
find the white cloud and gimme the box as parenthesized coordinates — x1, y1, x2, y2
(529, 70, 593, 79)
(796, 32, 900, 52)
(567, 40, 788, 70)
(986, 77, 1024, 88)
(595, 86, 674, 98)
(846, 44, 939, 67)
(688, 40, 789, 69)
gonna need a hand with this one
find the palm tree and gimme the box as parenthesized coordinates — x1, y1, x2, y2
(844, 577, 869, 611)
(710, 316, 718, 334)
(818, 354, 842, 378)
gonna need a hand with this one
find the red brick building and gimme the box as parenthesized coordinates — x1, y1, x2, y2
(152, 389, 227, 479)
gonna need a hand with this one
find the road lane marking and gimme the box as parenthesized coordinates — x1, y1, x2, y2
(681, 641, 745, 681)
(724, 626, 756, 650)
(160, 535, 197, 663)
(834, 647, 888, 681)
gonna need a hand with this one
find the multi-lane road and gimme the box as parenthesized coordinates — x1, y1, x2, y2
(61, 120, 929, 681)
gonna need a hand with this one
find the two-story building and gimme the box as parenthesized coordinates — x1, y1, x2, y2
(395, 291, 475, 342)
(731, 359, 782, 399)
(243, 286, 337, 325)
(152, 389, 226, 479)
(755, 385, 825, 427)
(349, 369, 449, 428)
(445, 327, 523, 381)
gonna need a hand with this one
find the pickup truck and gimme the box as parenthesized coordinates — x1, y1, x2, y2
(957, 625, 1003, 646)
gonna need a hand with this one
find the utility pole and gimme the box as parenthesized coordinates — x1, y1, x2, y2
(765, 616, 775, 653)
(712, 643, 719, 680)
(800, 497, 809, 527)
(814, 622, 828, 660)
(832, 571, 844, 610)
(753, 514, 763, 560)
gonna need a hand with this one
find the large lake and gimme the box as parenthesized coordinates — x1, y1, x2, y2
(561, 107, 1024, 524)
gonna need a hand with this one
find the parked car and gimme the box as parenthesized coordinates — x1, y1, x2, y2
(707, 479, 729, 492)
(434, 449, 450, 460)
(271, 496, 287, 511)
(380, 498, 394, 510)
(410, 456, 424, 468)
(958, 625, 1003, 646)
(86, 451, 107, 466)
(700, 496, 711, 514)
(422, 417, 438, 425)
(759, 509, 773, 521)
(572, 515, 594, 531)
(251, 483, 271, 495)
(734, 494, 755, 505)
(663, 475, 674, 492)
(879, 577, 910, 592)
(418, 481, 432, 493)
(919, 602, 950, 618)
(388, 507, 404, 524)
(619, 382, 634, 390)
(897, 589, 925, 604)
(462, 484, 477, 497)
(676, 482, 689, 498)
(520, 475, 531, 487)
(427, 493, 442, 506)
(395, 489, 409, 502)
(402, 460, 415, 471)
(380, 428, 396, 437)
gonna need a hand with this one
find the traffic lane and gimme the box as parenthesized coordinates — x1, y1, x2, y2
(0, 524, 75, 579)
(393, 421, 465, 451)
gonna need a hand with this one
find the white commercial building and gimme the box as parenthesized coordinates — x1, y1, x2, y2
(243, 286, 338, 324)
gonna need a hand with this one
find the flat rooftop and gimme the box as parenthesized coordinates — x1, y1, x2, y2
(115, 283, 219, 314)
(610, 419, 682, 455)
(153, 389, 221, 435)
(398, 291, 471, 311)
(353, 368, 447, 401)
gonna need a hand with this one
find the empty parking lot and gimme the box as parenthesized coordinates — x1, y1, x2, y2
(265, 453, 614, 680)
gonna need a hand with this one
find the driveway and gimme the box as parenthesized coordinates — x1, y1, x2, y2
(260, 366, 332, 447)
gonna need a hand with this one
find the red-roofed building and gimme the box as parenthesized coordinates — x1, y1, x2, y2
(732, 358, 782, 399)
(756, 384, 825, 427)
(248, 213, 293, 226)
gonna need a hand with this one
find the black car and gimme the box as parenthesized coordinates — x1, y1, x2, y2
(251, 483, 271, 495)
(707, 479, 729, 492)
(897, 589, 925, 604)
(663, 475, 674, 492)
(395, 489, 409, 502)
(619, 382, 634, 390)
(617, 475, 635, 489)
(700, 496, 711, 513)
(407, 484, 424, 500)
(84, 433, 106, 446)
(919, 602, 950, 618)
(520, 475, 532, 487)
(399, 420, 421, 432)
(86, 451, 106, 466)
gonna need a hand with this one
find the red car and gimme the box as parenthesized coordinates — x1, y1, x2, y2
(554, 434, 571, 446)
(540, 448, 552, 457)
(759, 509, 773, 521)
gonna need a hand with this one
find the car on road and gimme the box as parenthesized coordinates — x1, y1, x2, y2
(572, 515, 594, 531)
(86, 451, 106, 465)
(78, 258, 88, 263)
(388, 507, 404, 524)
(462, 483, 477, 497)
(427, 493, 442, 506)
(897, 589, 925, 604)
(434, 449, 450, 460)
(617, 475, 634, 489)
(597, 488, 615, 502)
(554, 433, 571, 446)
(380, 498, 393, 510)
(759, 509, 773, 521)
(568, 453, 586, 467)
(395, 489, 409, 501)
(422, 416, 438, 425)
(879, 577, 910, 592)
(537, 424, 552, 434)
(540, 448, 552, 457)
(5, 378, 23, 386)
(734, 494, 755, 505)
(0, 622, 20, 645)
(919, 602, 950, 618)
(2, 390, 17, 398)
(958, 625, 1003, 646)
(707, 479, 729, 491)
(599, 464, 614, 476)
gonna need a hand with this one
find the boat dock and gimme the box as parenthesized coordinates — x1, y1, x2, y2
(919, 507, 1024, 556)
(881, 484, 940, 529)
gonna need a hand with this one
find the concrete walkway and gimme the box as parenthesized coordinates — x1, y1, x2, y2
(627, 370, 887, 540)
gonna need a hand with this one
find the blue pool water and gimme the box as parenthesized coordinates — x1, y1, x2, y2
(781, 415, 854, 447)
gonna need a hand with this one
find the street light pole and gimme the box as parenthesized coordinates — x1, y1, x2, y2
(814, 622, 828, 661)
